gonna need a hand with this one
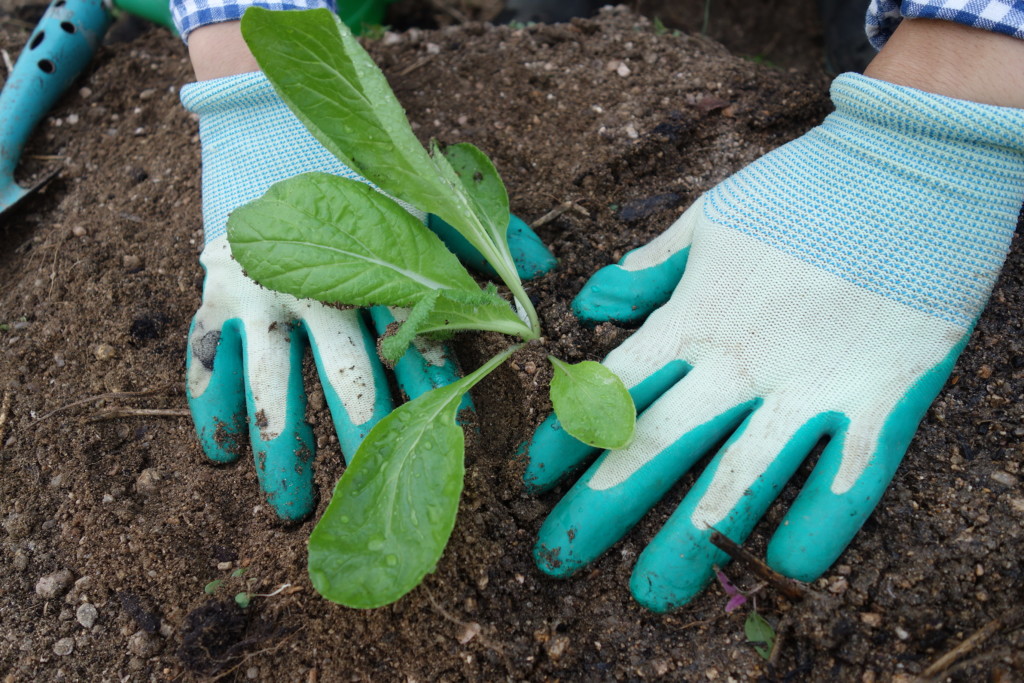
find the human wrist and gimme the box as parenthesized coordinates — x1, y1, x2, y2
(864, 18, 1024, 109)
(188, 22, 259, 81)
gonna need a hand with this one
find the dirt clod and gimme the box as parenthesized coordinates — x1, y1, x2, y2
(35, 569, 74, 599)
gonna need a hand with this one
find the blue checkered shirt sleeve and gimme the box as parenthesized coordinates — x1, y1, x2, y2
(866, 0, 1024, 49)
(171, 0, 335, 41)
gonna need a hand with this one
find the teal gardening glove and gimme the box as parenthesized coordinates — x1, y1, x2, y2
(183, 71, 555, 521)
(522, 73, 1024, 611)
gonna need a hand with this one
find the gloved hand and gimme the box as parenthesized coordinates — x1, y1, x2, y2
(183, 71, 554, 521)
(522, 73, 1024, 611)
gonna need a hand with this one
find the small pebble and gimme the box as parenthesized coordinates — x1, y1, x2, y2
(78, 86, 92, 99)
(828, 576, 848, 594)
(13, 551, 28, 572)
(545, 635, 569, 660)
(135, 468, 164, 495)
(456, 622, 480, 644)
(93, 344, 116, 361)
(67, 113, 79, 125)
(123, 254, 142, 269)
(860, 612, 882, 627)
(53, 637, 74, 656)
(139, 88, 157, 100)
(36, 569, 74, 599)
(76, 603, 98, 628)
(616, 62, 631, 77)
(127, 630, 157, 657)
(71, 225, 87, 237)
(247, 667, 260, 680)
(894, 626, 910, 641)
(991, 470, 1019, 487)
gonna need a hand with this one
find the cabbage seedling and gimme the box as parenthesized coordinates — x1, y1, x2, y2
(229, 7, 635, 608)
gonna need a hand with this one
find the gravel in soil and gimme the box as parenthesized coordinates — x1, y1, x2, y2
(1, 7, 1023, 682)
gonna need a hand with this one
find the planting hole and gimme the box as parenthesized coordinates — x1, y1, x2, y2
(38, 59, 55, 74)
(61, 21, 76, 34)
(29, 32, 45, 49)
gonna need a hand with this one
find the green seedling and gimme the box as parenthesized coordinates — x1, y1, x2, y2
(744, 611, 776, 660)
(232, 7, 636, 608)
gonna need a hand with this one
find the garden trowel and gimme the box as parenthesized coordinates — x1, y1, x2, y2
(0, 0, 175, 217)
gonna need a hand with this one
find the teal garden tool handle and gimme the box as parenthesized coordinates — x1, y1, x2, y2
(0, 0, 112, 212)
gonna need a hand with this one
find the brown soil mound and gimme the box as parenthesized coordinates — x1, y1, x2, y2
(2, 7, 1022, 681)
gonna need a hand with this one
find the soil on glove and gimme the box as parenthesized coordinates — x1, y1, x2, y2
(2, 6, 1023, 682)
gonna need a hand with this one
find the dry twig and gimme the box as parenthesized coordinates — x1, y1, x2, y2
(709, 530, 808, 602)
(0, 391, 11, 448)
(396, 55, 434, 77)
(423, 587, 505, 655)
(917, 606, 1024, 681)
(530, 201, 590, 229)
(85, 407, 190, 422)
(32, 387, 178, 423)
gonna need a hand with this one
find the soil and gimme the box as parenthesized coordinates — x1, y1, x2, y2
(2, 5, 1024, 683)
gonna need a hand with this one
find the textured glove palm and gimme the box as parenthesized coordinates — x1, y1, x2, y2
(523, 73, 1024, 611)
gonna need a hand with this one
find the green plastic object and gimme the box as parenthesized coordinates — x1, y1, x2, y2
(112, 0, 177, 32)
(336, 0, 396, 33)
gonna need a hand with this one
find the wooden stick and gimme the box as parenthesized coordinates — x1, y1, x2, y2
(919, 607, 1024, 680)
(710, 530, 807, 601)
(0, 391, 11, 448)
(85, 407, 190, 422)
(32, 387, 177, 422)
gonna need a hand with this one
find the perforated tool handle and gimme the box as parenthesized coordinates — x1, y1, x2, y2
(0, 0, 112, 182)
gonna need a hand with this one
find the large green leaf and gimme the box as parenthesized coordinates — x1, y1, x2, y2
(240, 7, 537, 333)
(228, 173, 480, 307)
(308, 347, 519, 608)
(240, 8, 452, 216)
(548, 357, 636, 450)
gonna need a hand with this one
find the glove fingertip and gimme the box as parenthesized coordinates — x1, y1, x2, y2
(572, 247, 689, 325)
(508, 214, 558, 280)
(192, 410, 247, 464)
(252, 431, 316, 522)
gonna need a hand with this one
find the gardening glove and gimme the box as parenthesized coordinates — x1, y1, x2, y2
(522, 73, 1024, 612)
(182, 71, 552, 521)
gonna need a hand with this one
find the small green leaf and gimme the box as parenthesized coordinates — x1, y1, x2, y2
(418, 287, 531, 338)
(230, 568, 247, 578)
(744, 611, 776, 660)
(234, 592, 251, 609)
(548, 357, 635, 450)
(228, 173, 480, 307)
(308, 347, 519, 608)
(204, 579, 223, 595)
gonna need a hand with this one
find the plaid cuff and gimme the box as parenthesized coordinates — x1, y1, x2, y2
(867, 0, 1024, 49)
(171, 0, 336, 42)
